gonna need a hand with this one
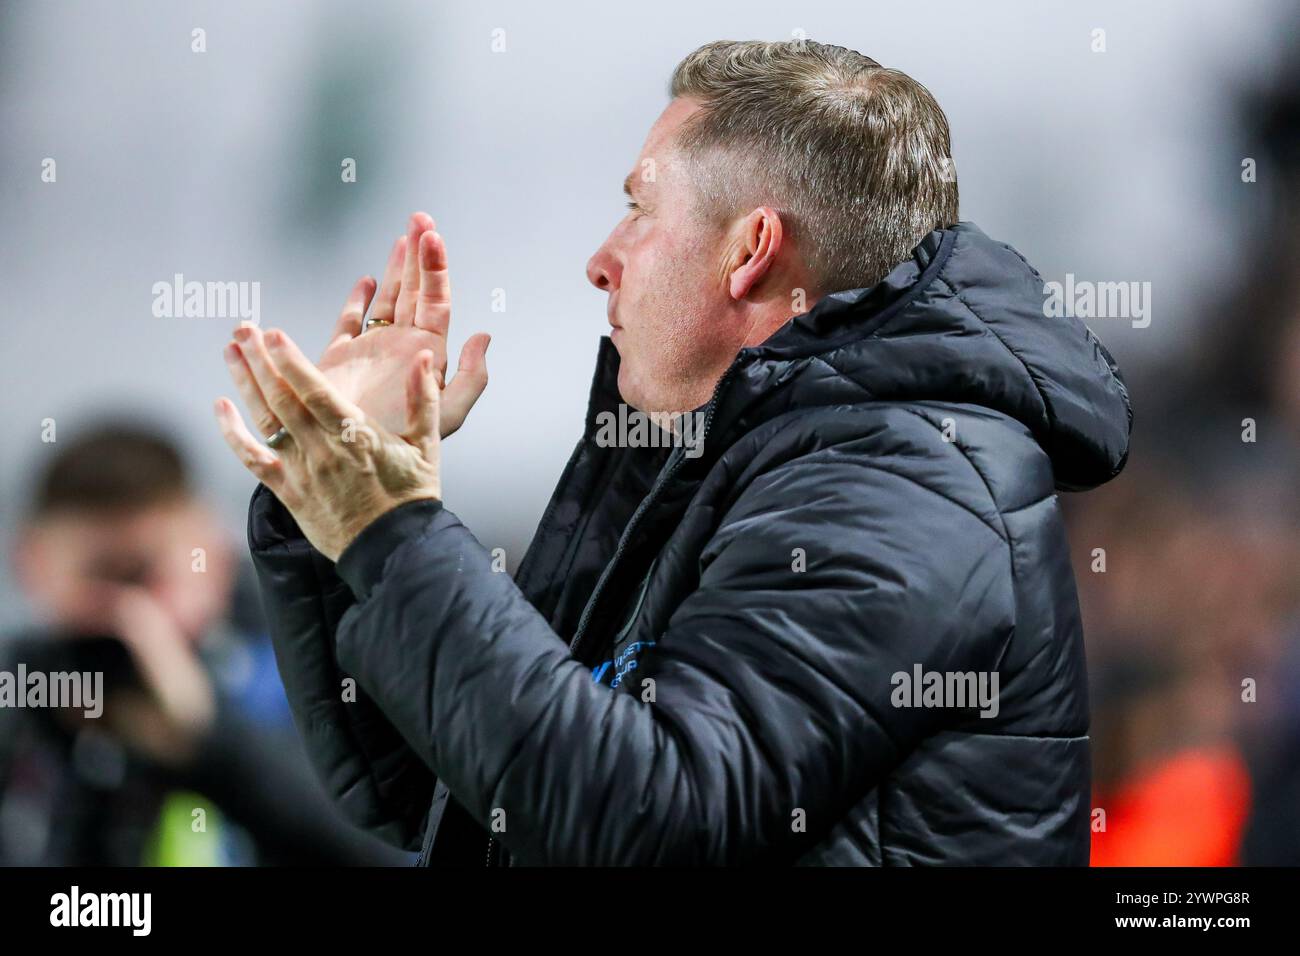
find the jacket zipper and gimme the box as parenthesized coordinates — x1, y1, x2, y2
(611, 554, 657, 646)
(568, 359, 739, 661)
(484, 359, 740, 867)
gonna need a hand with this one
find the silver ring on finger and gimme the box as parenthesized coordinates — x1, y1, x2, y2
(265, 426, 291, 449)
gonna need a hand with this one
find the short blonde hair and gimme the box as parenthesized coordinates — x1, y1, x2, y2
(670, 39, 960, 293)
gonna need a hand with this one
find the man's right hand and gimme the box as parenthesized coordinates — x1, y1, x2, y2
(318, 212, 490, 440)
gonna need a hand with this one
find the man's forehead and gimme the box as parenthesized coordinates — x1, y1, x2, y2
(647, 96, 703, 145)
(625, 97, 703, 194)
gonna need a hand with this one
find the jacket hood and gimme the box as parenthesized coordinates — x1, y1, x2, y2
(691, 221, 1133, 492)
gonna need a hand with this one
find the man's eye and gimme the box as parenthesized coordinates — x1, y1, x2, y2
(625, 200, 641, 215)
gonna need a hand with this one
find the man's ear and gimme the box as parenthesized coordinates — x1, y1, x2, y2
(728, 206, 784, 301)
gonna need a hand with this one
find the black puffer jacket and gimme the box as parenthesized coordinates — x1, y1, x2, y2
(249, 222, 1132, 865)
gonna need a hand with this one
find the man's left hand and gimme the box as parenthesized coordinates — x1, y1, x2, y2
(215, 324, 442, 562)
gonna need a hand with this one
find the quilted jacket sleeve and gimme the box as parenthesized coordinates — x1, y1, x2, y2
(247, 484, 435, 851)
(332, 453, 1013, 864)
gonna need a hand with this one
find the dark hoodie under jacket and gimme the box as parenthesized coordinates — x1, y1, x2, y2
(248, 222, 1133, 866)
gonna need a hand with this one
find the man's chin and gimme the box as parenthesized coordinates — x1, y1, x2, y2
(615, 368, 646, 414)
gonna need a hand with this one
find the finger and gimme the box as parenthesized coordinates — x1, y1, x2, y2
(330, 275, 377, 344)
(263, 327, 362, 433)
(108, 587, 173, 648)
(223, 338, 281, 438)
(232, 325, 319, 446)
(440, 333, 490, 438)
(394, 212, 435, 325)
(214, 397, 286, 492)
(368, 236, 407, 324)
(413, 229, 453, 336)
(406, 349, 441, 462)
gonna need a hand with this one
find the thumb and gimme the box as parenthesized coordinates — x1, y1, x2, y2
(406, 349, 441, 460)
(441, 332, 491, 438)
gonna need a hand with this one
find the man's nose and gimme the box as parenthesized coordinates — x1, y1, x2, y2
(586, 246, 620, 292)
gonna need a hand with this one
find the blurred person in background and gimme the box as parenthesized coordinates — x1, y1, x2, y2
(0, 422, 403, 865)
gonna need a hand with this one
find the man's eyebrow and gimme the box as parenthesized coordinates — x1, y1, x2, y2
(623, 172, 639, 198)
